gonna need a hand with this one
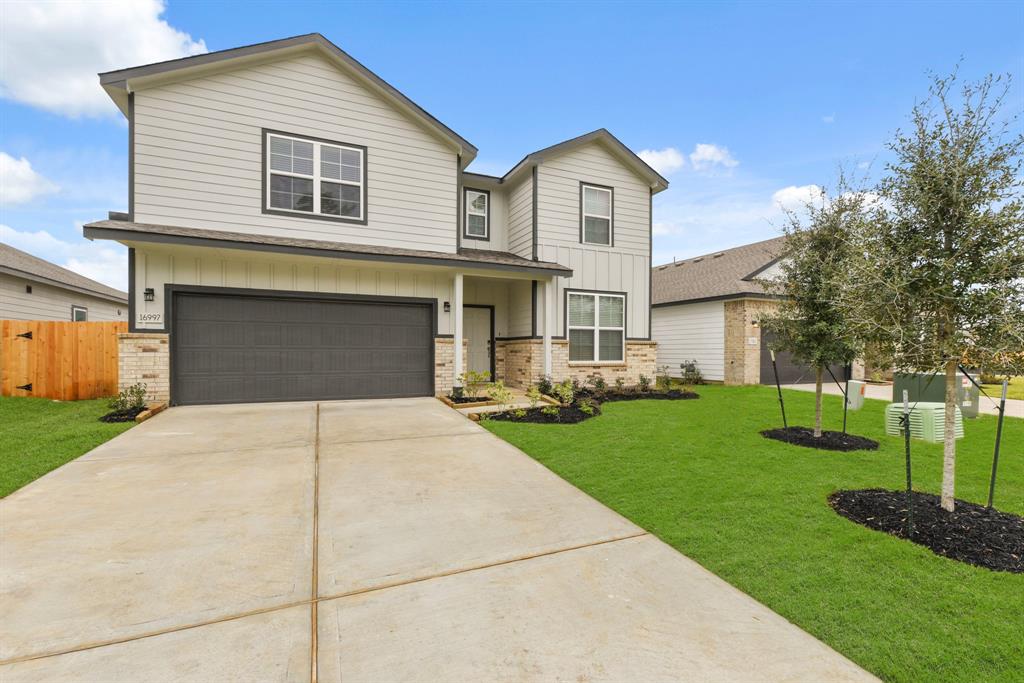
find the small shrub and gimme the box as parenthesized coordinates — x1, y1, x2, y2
(512, 408, 527, 419)
(487, 380, 513, 410)
(525, 385, 542, 409)
(638, 374, 651, 392)
(553, 379, 575, 406)
(680, 360, 704, 385)
(578, 399, 596, 416)
(110, 383, 147, 412)
(979, 370, 1003, 385)
(459, 370, 490, 398)
(587, 375, 607, 392)
(614, 377, 625, 392)
(537, 375, 553, 396)
(451, 385, 465, 399)
(656, 365, 672, 392)
(541, 405, 559, 417)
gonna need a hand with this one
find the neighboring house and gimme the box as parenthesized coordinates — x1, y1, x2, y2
(0, 243, 127, 322)
(84, 33, 667, 406)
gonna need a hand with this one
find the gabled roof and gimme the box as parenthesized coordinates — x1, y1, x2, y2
(83, 220, 572, 277)
(469, 129, 669, 193)
(0, 243, 127, 303)
(652, 236, 786, 306)
(98, 33, 477, 163)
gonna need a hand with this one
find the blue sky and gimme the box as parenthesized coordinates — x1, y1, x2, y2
(1, 0, 1021, 289)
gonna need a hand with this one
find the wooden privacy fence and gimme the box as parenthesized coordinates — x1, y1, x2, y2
(1, 320, 127, 400)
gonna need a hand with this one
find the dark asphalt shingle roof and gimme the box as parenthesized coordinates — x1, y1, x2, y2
(0, 242, 127, 302)
(652, 236, 786, 305)
(82, 220, 572, 276)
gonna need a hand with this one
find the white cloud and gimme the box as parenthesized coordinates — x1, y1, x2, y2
(0, 0, 206, 118)
(0, 152, 59, 205)
(0, 224, 127, 290)
(771, 184, 823, 211)
(857, 161, 870, 170)
(688, 143, 739, 171)
(822, 113, 836, 124)
(638, 147, 685, 175)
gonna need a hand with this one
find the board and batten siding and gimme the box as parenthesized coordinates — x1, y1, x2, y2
(0, 273, 125, 322)
(535, 142, 651, 339)
(651, 301, 725, 381)
(132, 52, 458, 253)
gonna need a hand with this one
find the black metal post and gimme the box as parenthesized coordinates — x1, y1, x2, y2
(770, 350, 787, 428)
(902, 390, 913, 537)
(987, 380, 1008, 509)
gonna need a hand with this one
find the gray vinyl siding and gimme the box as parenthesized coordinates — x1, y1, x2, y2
(506, 279, 533, 337)
(651, 302, 726, 381)
(0, 273, 125, 322)
(535, 142, 651, 338)
(505, 174, 534, 259)
(132, 52, 458, 253)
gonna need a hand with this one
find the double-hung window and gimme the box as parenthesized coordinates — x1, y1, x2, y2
(567, 292, 624, 362)
(581, 183, 613, 245)
(265, 131, 365, 221)
(464, 189, 489, 239)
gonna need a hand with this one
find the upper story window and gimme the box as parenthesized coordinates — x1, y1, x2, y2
(464, 188, 489, 240)
(71, 305, 88, 322)
(264, 131, 366, 223)
(581, 183, 613, 245)
(567, 292, 624, 362)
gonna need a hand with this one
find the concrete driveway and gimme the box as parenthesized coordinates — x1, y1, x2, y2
(1, 398, 875, 682)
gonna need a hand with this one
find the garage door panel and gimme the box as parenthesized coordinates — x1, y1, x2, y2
(172, 293, 433, 405)
(759, 330, 849, 385)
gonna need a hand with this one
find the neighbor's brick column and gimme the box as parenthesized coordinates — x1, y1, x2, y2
(118, 333, 169, 403)
(724, 299, 780, 385)
(433, 338, 467, 395)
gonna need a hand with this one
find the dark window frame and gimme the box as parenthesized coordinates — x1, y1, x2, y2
(463, 187, 490, 241)
(261, 128, 368, 225)
(579, 181, 615, 246)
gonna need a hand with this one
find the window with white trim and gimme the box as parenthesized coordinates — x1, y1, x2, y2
(567, 292, 624, 362)
(71, 306, 88, 322)
(266, 132, 365, 221)
(464, 189, 489, 239)
(581, 184, 612, 245)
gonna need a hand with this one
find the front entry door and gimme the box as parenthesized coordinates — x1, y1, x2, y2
(464, 306, 493, 380)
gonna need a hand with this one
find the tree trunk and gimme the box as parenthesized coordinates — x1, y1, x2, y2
(941, 359, 958, 512)
(814, 365, 823, 438)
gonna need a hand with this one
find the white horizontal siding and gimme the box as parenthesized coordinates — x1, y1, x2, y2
(460, 184, 507, 252)
(651, 302, 725, 381)
(0, 274, 125, 322)
(133, 52, 458, 253)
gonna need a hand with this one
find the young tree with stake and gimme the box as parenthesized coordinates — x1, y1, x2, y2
(761, 182, 865, 438)
(843, 70, 1024, 512)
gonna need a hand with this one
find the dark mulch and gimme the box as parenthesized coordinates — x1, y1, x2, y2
(486, 404, 600, 424)
(446, 395, 491, 404)
(829, 488, 1024, 573)
(599, 389, 699, 402)
(761, 426, 879, 452)
(99, 407, 145, 423)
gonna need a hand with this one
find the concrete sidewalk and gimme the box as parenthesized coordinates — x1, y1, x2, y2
(786, 381, 1023, 419)
(0, 398, 876, 682)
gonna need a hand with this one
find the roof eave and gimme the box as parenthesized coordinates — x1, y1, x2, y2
(0, 265, 128, 304)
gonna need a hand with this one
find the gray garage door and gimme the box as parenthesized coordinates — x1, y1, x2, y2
(171, 292, 433, 405)
(759, 329, 850, 385)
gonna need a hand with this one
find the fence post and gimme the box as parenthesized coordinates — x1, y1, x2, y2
(902, 390, 913, 537)
(987, 379, 1008, 509)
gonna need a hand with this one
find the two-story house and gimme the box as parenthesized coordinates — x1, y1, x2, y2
(85, 34, 667, 405)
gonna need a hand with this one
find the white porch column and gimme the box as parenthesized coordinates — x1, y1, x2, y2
(453, 272, 464, 388)
(542, 278, 554, 378)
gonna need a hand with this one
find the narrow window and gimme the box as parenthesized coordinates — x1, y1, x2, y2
(567, 292, 624, 362)
(265, 132, 365, 221)
(71, 305, 88, 322)
(581, 184, 613, 245)
(464, 189, 489, 239)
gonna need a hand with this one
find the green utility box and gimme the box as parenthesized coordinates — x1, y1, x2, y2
(885, 402, 964, 443)
(892, 372, 980, 418)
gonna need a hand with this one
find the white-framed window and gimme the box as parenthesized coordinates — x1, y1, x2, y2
(581, 183, 613, 245)
(265, 131, 365, 221)
(464, 188, 489, 239)
(71, 305, 88, 322)
(567, 292, 624, 362)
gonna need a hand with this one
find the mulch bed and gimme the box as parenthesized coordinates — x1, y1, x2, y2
(99, 407, 146, 423)
(598, 389, 699, 402)
(446, 395, 491, 404)
(761, 426, 879, 452)
(829, 489, 1023, 573)
(486, 404, 600, 424)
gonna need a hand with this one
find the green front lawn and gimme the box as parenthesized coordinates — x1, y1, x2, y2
(0, 397, 134, 498)
(981, 375, 1024, 401)
(483, 385, 1023, 683)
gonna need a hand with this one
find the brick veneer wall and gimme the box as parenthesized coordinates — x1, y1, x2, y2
(433, 337, 467, 395)
(497, 338, 657, 388)
(724, 298, 780, 385)
(118, 333, 170, 403)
